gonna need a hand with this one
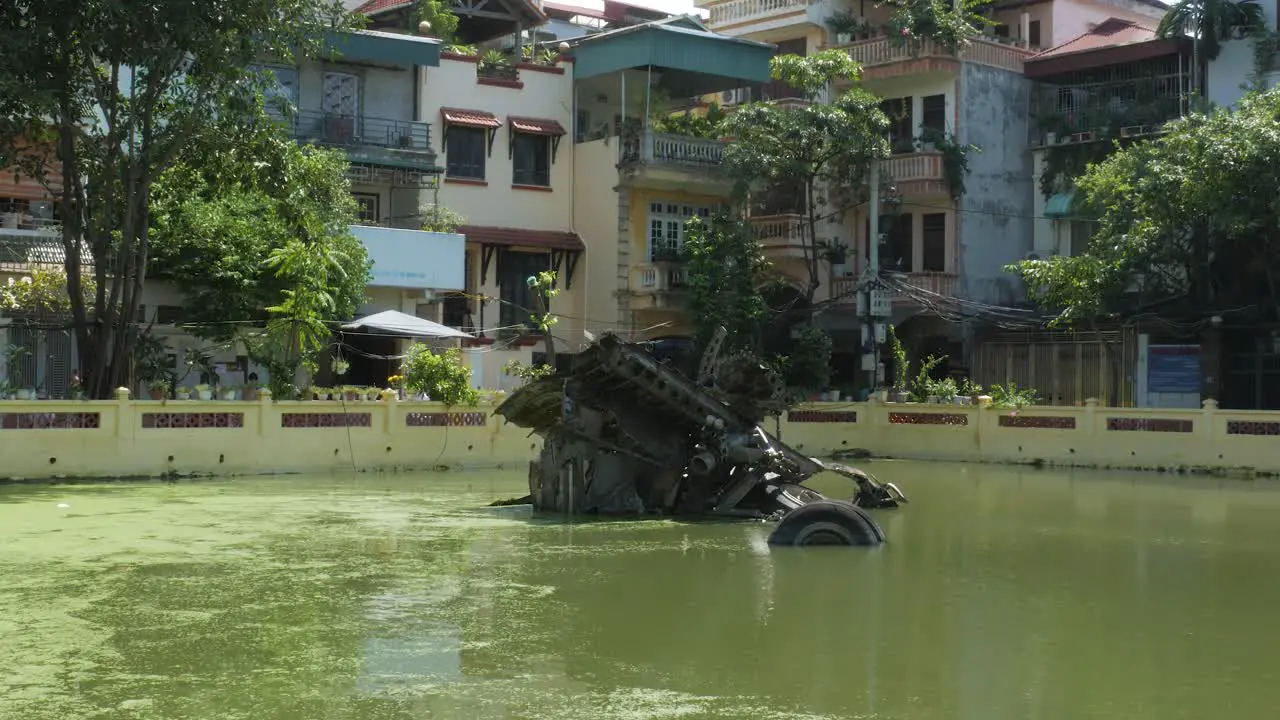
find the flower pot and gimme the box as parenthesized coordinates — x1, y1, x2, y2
(16, 389, 36, 401)
(875, 389, 889, 403)
(954, 396, 970, 406)
(198, 390, 213, 401)
(831, 263, 847, 276)
(1045, 131, 1057, 145)
(927, 395, 940, 404)
(149, 389, 166, 400)
(836, 31, 852, 44)
(892, 391, 909, 403)
(243, 387, 258, 401)
(221, 389, 237, 401)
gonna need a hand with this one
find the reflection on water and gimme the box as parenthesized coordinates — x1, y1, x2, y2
(3, 464, 1280, 719)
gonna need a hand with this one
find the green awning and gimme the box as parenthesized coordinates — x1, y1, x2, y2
(322, 29, 441, 68)
(570, 16, 774, 96)
(1045, 191, 1077, 219)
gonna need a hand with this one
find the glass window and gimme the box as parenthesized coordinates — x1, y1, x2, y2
(880, 97, 914, 153)
(512, 133, 551, 187)
(352, 193, 379, 224)
(499, 251, 551, 330)
(922, 95, 947, 136)
(446, 127, 486, 180)
(922, 213, 946, 271)
(647, 199, 714, 261)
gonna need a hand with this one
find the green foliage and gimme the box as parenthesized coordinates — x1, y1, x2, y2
(1, 343, 32, 392)
(420, 204, 466, 233)
(526, 271, 559, 333)
(960, 377, 983, 397)
(928, 376, 957, 402)
(650, 103, 728, 139)
(988, 381, 1039, 409)
(722, 50, 890, 300)
(922, 129, 977, 199)
(1250, 27, 1280, 89)
(413, 0, 460, 42)
(684, 213, 769, 354)
(1012, 89, 1280, 324)
(0, 0, 354, 397)
(881, 0, 993, 53)
(150, 136, 370, 342)
(134, 333, 175, 390)
(887, 325, 909, 390)
(1157, 0, 1265, 60)
(0, 267, 96, 315)
(402, 345, 478, 406)
(784, 325, 833, 394)
(502, 360, 555, 382)
(908, 354, 945, 402)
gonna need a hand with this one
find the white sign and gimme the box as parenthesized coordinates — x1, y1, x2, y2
(351, 225, 465, 290)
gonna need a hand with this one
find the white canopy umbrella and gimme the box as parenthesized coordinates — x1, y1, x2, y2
(341, 310, 473, 339)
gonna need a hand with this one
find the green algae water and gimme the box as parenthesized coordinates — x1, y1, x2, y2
(4, 463, 1280, 719)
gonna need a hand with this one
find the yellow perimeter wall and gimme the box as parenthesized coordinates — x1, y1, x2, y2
(3, 397, 1280, 481)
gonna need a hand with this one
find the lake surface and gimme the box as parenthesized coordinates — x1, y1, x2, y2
(3, 462, 1280, 719)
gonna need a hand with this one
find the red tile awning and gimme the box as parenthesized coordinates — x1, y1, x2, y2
(458, 225, 584, 252)
(508, 116, 567, 136)
(441, 107, 501, 129)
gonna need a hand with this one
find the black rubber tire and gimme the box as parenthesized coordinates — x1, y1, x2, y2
(767, 500, 885, 547)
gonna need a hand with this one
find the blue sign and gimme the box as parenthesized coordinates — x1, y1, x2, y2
(1148, 345, 1201, 394)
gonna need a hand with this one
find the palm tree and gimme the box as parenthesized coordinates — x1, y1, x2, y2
(1157, 0, 1266, 100)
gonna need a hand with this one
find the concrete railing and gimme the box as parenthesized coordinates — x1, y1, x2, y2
(777, 398, 1280, 475)
(892, 271, 958, 298)
(882, 152, 943, 182)
(840, 35, 1033, 74)
(707, 0, 809, 26)
(631, 261, 688, 291)
(751, 213, 809, 246)
(646, 131, 728, 166)
(8, 395, 1280, 480)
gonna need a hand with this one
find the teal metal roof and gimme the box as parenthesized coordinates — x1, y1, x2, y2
(570, 16, 775, 96)
(1044, 191, 1077, 218)
(323, 29, 441, 68)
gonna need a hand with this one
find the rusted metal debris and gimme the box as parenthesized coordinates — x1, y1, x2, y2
(493, 332, 907, 546)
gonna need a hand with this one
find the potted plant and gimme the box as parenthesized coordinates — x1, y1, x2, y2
(887, 325, 910, 402)
(826, 10, 860, 44)
(818, 239, 851, 276)
(343, 385, 360, 401)
(176, 385, 192, 400)
(195, 383, 212, 401)
(147, 378, 171, 400)
(332, 357, 350, 377)
(365, 387, 380, 401)
(959, 377, 982, 406)
(931, 377, 957, 405)
(221, 385, 238, 401)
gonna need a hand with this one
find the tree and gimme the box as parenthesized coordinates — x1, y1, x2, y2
(1010, 89, 1280, 325)
(0, 0, 353, 398)
(683, 213, 770, 354)
(1157, 0, 1265, 97)
(721, 50, 890, 303)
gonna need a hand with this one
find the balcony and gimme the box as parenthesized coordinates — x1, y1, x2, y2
(751, 213, 812, 260)
(831, 272, 958, 304)
(0, 200, 57, 233)
(630, 261, 689, 311)
(707, 0, 815, 29)
(292, 110, 440, 172)
(619, 129, 731, 192)
(839, 36, 1033, 80)
(881, 152, 948, 195)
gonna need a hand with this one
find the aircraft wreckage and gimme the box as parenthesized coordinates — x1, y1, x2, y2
(493, 330, 906, 547)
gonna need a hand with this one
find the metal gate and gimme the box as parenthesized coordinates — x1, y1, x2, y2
(972, 329, 1138, 407)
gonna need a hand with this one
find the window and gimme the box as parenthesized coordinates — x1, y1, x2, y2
(446, 127, 487, 180)
(922, 213, 946, 271)
(922, 95, 947, 136)
(993, 23, 1010, 38)
(353, 193, 379, 224)
(261, 66, 298, 118)
(647, 201, 714, 261)
(512, 133, 551, 187)
(1068, 220, 1097, 256)
(869, 215, 913, 270)
(1029, 20, 1041, 48)
(881, 97, 914, 153)
(499, 251, 551, 330)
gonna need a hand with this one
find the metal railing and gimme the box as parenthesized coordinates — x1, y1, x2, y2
(0, 199, 57, 231)
(291, 110, 434, 155)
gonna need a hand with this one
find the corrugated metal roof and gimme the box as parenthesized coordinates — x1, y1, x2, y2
(1031, 18, 1158, 61)
(509, 116, 567, 136)
(441, 108, 502, 129)
(457, 225, 584, 251)
(0, 232, 91, 273)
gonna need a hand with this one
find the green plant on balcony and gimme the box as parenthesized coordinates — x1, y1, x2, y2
(520, 44, 559, 66)
(650, 103, 728, 139)
(478, 49, 516, 79)
(921, 128, 977, 200)
(650, 242, 684, 262)
(880, 0, 993, 54)
(826, 10, 861, 43)
(816, 239, 849, 265)
(421, 204, 466, 233)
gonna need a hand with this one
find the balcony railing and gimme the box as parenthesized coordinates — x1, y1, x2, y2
(632, 261, 688, 292)
(882, 152, 944, 183)
(622, 129, 728, 167)
(707, 0, 811, 27)
(831, 272, 958, 303)
(751, 213, 818, 259)
(292, 110, 438, 169)
(841, 36, 1033, 74)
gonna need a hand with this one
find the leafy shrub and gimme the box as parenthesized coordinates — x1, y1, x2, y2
(402, 344, 478, 406)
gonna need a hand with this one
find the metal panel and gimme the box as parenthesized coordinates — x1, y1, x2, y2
(322, 29, 442, 68)
(573, 26, 774, 89)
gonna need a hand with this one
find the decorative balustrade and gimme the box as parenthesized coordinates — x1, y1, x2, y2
(632, 261, 689, 292)
(882, 152, 943, 182)
(707, 0, 809, 26)
(841, 36, 1033, 74)
(624, 130, 727, 167)
(292, 110, 437, 169)
(751, 213, 807, 245)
